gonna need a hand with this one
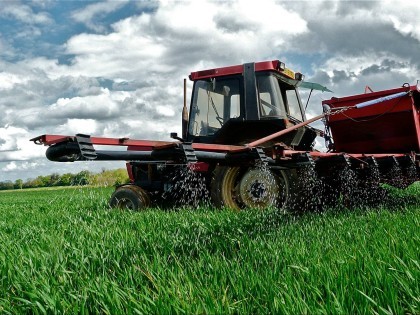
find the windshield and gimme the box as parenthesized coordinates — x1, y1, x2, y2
(189, 78, 240, 137)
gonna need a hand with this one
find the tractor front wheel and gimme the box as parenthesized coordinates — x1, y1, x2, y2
(109, 185, 150, 210)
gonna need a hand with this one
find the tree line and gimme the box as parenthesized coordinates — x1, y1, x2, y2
(0, 169, 129, 191)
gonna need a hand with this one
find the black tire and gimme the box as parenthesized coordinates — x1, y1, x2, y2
(211, 165, 290, 210)
(109, 185, 150, 211)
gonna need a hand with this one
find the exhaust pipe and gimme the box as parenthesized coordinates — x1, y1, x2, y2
(182, 78, 189, 139)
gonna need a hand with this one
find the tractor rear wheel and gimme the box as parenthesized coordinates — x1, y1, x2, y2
(109, 185, 150, 210)
(211, 166, 289, 210)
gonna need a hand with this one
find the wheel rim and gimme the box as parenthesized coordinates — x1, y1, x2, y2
(238, 168, 281, 208)
(126, 185, 150, 207)
(218, 167, 288, 210)
(116, 198, 136, 210)
(220, 167, 241, 210)
(110, 185, 150, 211)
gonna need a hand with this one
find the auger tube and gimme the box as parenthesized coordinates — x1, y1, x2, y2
(46, 142, 81, 162)
(45, 141, 230, 163)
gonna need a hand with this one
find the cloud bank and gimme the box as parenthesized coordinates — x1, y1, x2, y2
(0, 0, 419, 181)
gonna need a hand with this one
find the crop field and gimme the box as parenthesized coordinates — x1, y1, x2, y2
(0, 184, 419, 314)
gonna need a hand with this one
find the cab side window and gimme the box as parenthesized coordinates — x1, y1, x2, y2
(189, 79, 241, 136)
(257, 75, 286, 118)
(284, 88, 304, 121)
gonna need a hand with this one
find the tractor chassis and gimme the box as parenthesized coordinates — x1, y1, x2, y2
(31, 133, 420, 210)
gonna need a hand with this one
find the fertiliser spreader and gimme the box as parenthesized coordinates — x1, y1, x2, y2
(31, 60, 420, 210)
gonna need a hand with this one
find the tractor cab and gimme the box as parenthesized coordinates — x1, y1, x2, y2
(187, 60, 317, 149)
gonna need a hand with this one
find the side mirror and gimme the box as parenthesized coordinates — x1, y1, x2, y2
(170, 132, 183, 142)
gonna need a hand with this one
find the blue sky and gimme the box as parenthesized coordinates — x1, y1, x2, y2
(1, 0, 420, 181)
(1, 1, 147, 61)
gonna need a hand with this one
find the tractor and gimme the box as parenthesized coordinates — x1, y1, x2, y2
(31, 60, 420, 210)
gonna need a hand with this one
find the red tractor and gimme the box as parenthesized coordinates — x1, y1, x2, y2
(32, 60, 420, 210)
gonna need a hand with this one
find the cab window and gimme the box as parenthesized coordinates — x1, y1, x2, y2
(189, 78, 241, 136)
(284, 88, 304, 121)
(256, 75, 285, 118)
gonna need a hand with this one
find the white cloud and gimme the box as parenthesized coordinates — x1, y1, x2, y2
(61, 0, 308, 81)
(310, 53, 417, 98)
(0, 72, 29, 90)
(47, 90, 119, 120)
(382, 0, 420, 41)
(29, 0, 55, 9)
(0, 126, 45, 162)
(0, 36, 16, 59)
(2, 161, 18, 171)
(2, 161, 38, 172)
(57, 119, 98, 135)
(0, 126, 24, 151)
(18, 57, 67, 80)
(0, 2, 53, 25)
(156, 105, 175, 117)
(71, 0, 130, 32)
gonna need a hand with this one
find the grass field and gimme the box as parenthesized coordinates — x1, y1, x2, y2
(0, 184, 419, 314)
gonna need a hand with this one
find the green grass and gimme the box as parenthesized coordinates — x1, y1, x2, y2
(0, 184, 419, 314)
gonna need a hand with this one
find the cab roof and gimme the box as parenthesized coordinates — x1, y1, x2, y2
(189, 60, 302, 81)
